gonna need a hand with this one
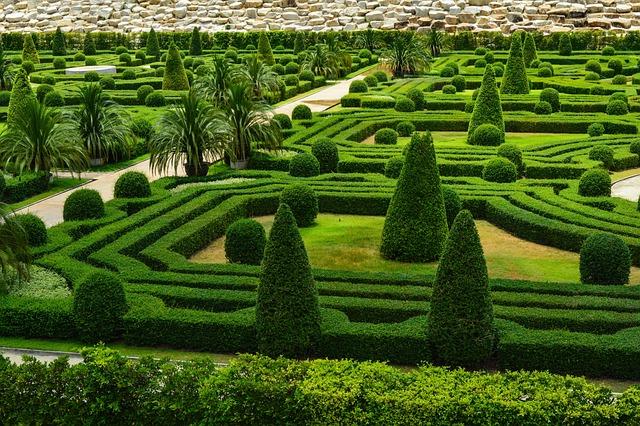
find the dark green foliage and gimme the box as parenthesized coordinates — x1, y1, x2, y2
(471, 123, 502, 146)
(428, 210, 494, 367)
(406, 88, 425, 110)
(114, 171, 151, 198)
(374, 128, 398, 145)
(534, 101, 552, 115)
(311, 138, 339, 173)
(145, 92, 166, 107)
(585, 60, 602, 74)
(451, 75, 466, 92)
(484, 51, 495, 63)
(73, 271, 128, 343)
(36, 84, 54, 102)
(610, 92, 628, 104)
(256, 203, 320, 357)
(83, 32, 96, 55)
(612, 75, 627, 85)
(119, 52, 132, 64)
(289, 153, 320, 177)
(131, 117, 154, 141)
(189, 27, 202, 56)
(224, 49, 238, 62)
(43, 91, 64, 107)
(273, 113, 292, 130)
(115, 46, 128, 54)
(585, 72, 600, 81)
(474, 59, 486, 68)
(225, 219, 266, 265)
(135, 50, 146, 61)
(538, 66, 553, 77)
(442, 84, 456, 94)
(394, 96, 415, 112)
(589, 145, 614, 170)
(299, 70, 314, 82)
(74, 52, 85, 61)
(136, 85, 154, 103)
(0, 174, 4, 197)
(155, 66, 164, 77)
(602, 46, 615, 55)
(467, 65, 504, 144)
(588, 123, 605, 137)
(284, 75, 299, 86)
(349, 80, 368, 93)
(63, 189, 105, 221)
(52, 57, 66, 69)
(364, 75, 378, 87)
(14, 213, 47, 246)
(380, 131, 448, 262)
(580, 233, 631, 285)
(0, 91, 9, 107)
(474, 47, 487, 55)
(85, 57, 97, 66)
(292, 104, 312, 120)
(293, 32, 305, 54)
(482, 157, 517, 183)
(162, 43, 189, 91)
(540, 88, 560, 112)
(522, 32, 538, 67)
(497, 143, 524, 176)
(84, 71, 99, 82)
(384, 156, 404, 179)
(578, 169, 611, 197)
(440, 67, 454, 77)
(396, 121, 415, 137)
(280, 184, 318, 227)
(441, 187, 462, 229)
(52, 27, 66, 56)
(558, 34, 572, 56)
(606, 100, 628, 115)
(145, 28, 160, 60)
(630, 140, 640, 155)
(257, 32, 275, 66)
(373, 71, 388, 82)
(21, 60, 34, 74)
(7, 69, 35, 127)
(608, 59, 622, 74)
(22, 34, 39, 64)
(501, 34, 529, 94)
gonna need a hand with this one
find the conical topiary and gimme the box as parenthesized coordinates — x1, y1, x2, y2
(256, 202, 321, 357)
(257, 32, 275, 66)
(162, 43, 190, 90)
(380, 131, 449, 262)
(52, 27, 66, 56)
(7, 69, 35, 127)
(558, 33, 572, 56)
(294, 32, 306, 55)
(501, 33, 529, 94)
(22, 34, 39, 64)
(467, 65, 505, 144)
(146, 28, 160, 60)
(523, 32, 538, 67)
(189, 27, 202, 56)
(83, 32, 96, 56)
(427, 209, 494, 368)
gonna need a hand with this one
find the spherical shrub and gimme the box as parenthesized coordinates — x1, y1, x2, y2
(440, 67, 454, 78)
(540, 87, 560, 112)
(474, 59, 486, 68)
(36, 84, 54, 102)
(630, 140, 640, 155)
(396, 121, 415, 137)
(590, 86, 606, 95)
(85, 57, 97, 66)
(474, 47, 487, 56)
(609, 92, 628, 104)
(448, 63, 459, 75)
(84, 71, 100, 82)
(115, 46, 128, 54)
(14, 213, 47, 246)
(493, 63, 504, 77)
(585, 72, 600, 81)
(578, 168, 611, 197)
(580, 233, 630, 285)
(585, 59, 602, 74)
(224, 49, 238, 62)
(442, 84, 457, 94)
(608, 58, 623, 74)
(471, 123, 502, 146)
(136, 85, 154, 104)
(280, 184, 318, 227)
(289, 153, 320, 177)
(145, 91, 166, 107)
(119, 53, 132, 64)
(406, 88, 425, 110)
(349, 79, 368, 93)
(606, 100, 628, 115)
(63, 189, 105, 221)
(482, 157, 518, 183)
(394, 96, 415, 112)
(135, 50, 146, 61)
(375, 128, 398, 145)
(73, 270, 128, 343)
(441, 186, 462, 228)
(374, 71, 388, 82)
(42, 75, 56, 85)
(74, 52, 86, 61)
(21, 60, 34, 74)
(497, 143, 524, 175)
(364, 74, 378, 87)
(122, 69, 136, 80)
(539, 61, 554, 73)
(44, 91, 64, 107)
(53, 57, 66, 69)
(534, 101, 553, 115)
(612, 74, 627, 85)
(299, 69, 315, 82)
(589, 145, 615, 170)
(285, 61, 300, 74)
(114, 171, 151, 198)
(0, 91, 9, 107)
(384, 156, 404, 179)
(292, 104, 312, 120)
(359, 49, 372, 59)
(602, 46, 615, 56)
(484, 51, 495, 64)
(451, 75, 466, 92)
(537, 67, 552, 77)
(272, 63, 285, 75)
(155, 66, 165, 77)
(311, 138, 339, 173)
(273, 113, 292, 130)
(224, 219, 266, 265)
(99, 76, 116, 90)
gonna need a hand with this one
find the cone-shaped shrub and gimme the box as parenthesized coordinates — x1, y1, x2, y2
(256, 203, 321, 357)
(52, 27, 66, 56)
(467, 66, 504, 144)
(22, 34, 39, 64)
(427, 210, 494, 368)
(7, 69, 35, 127)
(83, 32, 96, 56)
(162, 43, 189, 90)
(146, 28, 160, 60)
(189, 27, 202, 56)
(501, 34, 529, 94)
(380, 131, 448, 262)
(522, 32, 537, 67)
(258, 32, 275, 66)
(559, 33, 572, 56)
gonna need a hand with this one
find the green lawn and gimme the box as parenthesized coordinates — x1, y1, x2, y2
(8, 177, 89, 210)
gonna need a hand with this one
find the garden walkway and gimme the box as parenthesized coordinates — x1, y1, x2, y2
(612, 174, 640, 202)
(17, 74, 364, 227)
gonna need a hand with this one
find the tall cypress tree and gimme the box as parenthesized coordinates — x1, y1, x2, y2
(501, 33, 529, 94)
(257, 32, 275, 65)
(256, 203, 321, 357)
(522, 32, 538, 67)
(162, 43, 189, 90)
(467, 65, 504, 144)
(558, 33, 572, 56)
(83, 32, 96, 56)
(189, 27, 202, 56)
(52, 27, 66, 56)
(146, 28, 160, 60)
(294, 32, 306, 55)
(380, 131, 448, 262)
(7, 69, 35, 127)
(427, 210, 494, 368)
(22, 34, 39, 64)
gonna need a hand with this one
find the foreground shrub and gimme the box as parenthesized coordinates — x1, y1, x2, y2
(225, 219, 266, 265)
(374, 128, 398, 145)
(428, 210, 494, 367)
(578, 168, 611, 197)
(471, 123, 502, 146)
(114, 171, 151, 198)
(588, 123, 605, 137)
(14, 213, 47, 246)
(280, 184, 318, 227)
(349, 80, 368, 93)
(482, 157, 517, 183)
(145, 92, 165, 107)
(441, 187, 462, 228)
(311, 138, 339, 173)
(580, 233, 631, 285)
(289, 153, 320, 177)
(63, 189, 104, 221)
(256, 203, 320, 357)
(589, 145, 614, 170)
(292, 104, 312, 120)
(384, 156, 404, 179)
(162, 43, 189, 90)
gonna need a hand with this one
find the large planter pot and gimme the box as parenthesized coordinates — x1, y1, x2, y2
(184, 162, 210, 177)
(230, 159, 249, 169)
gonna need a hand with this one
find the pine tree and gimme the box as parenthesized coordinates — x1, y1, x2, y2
(146, 28, 160, 60)
(522, 32, 538, 67)
(380, 131, 449, 262)
(558, 33, 572, 56)
(162, 43, 189, 90)
(52, 27, 66, 56)
(427, 210, 494, 368)
(256, 203, 321, 357)
(189, 27, 202, 56)
(22, 34, 39, 64)
(294, 32, 306, 55)
(501, 33, 529, 94)
(257, 32, 275, 66)
(83, 32, 96, 56)
(7, 69, 36, 127)
(467, 65, 505, 144)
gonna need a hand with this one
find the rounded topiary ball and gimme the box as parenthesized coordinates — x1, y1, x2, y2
(384, 156, 405, 179)
(630, 140, 640, 155)
(442, 84, 457, 94)
(534, 101, 553, 115)
(53, 57, 66, 69)
(394, 96, 415, 112)
(311, 138, 339, 173)
(537, 67, 552, 77)
(14, 213, 47, 246)
(224, 219, 266, 265)
(349, 80, 368, 93)
(580, 233, 631, 285)
(114, 171, 151, 198)
(280, 184, 318, 227)
(606, 100, 628, 116)
(84, 71, 100, 82)
(441, 186, 462, 229)
(602, 46, 615, 56)
(300, 70, 315, 82)
(589, 145, 614, 170)
(474, 58, 486, 68)
(493, 63, 504, 77)
(44, 91, 64, 107)
(585, 59, 602, 74)
(609, 92, 628, 104)
(145, 92, 166, 107)
(608, 59, 623, 74)
(612, 74, 627, 85)
(396, 121, 415, 137)
(289, 152, 320, 177)
(136, 85, 154, 103)
(99, 77, 116, 90)
(451, 75, 466, 92)
(578, 168, 611, 197)
(374, 71, 388, 82)
(588, 123, 605, 137)
(440, 67, 455, 78)
(482, 157, 518, 183)
(73, 270, 128, 343)
(364, 75, 378, 87)
(374, 128, 398, 145)
(63, 189, 105, 221)
(273, 113, 292, 130)
(585, 72, 600, 81)
(540, 88, 560, 112)
(292, 104, 312, 120)
(471, 123, 502, 146)
(497, 143, 524, 175)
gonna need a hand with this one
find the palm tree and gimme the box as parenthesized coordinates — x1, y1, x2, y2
(303, 44, 341, 78)
(381, 32, 432, 78)
(428, 28, 447, 57)
(355, 29, 383, 52)
(324, 33, 352, 71)
(240, 55, 279, 100)
(0, 98, 88, 177)
(0, 203, 30, 281)
(149, 88, 230, 177)
(195, 55, 237, 107)
(69, 83, 131, 165)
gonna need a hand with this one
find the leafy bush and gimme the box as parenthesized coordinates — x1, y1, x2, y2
(0, 91, 9, 107)
(84, 71, 99, 82)
(14, 213, 47, 246)
(258, 32, 275, 66)
(0, 174, 4, 197)
(441, 186, 462, 228)
(474, 47, 487, 55)
(119, 53, 132, 64)
(122, 69, 136, 80)
(284, 75, 299, 86)
(606, 100, 628, 115)
(273, 113, 292, 130)
(442, 84, 456, 94)
(292, 104, 312, 120)
(114, 171, 151, 198)
(280, 184, 318, 227)
(523, 33, 538, 67)
(289, 153, 320, 177)
(36, 84, 54, 102)
(163, 43, 189, 90)
(63, 189, 105, 221)
(610, 92, 628, 104)
(155, 66, 165, 77)
(115, 46, 128, 54)
(608, 59, 623, 75)
(406, 88, 425, 110)
(396, 121, 415, 137)
(585, 72, 600, 81)
(384, 156, 404, 179)
(225, 219, 266, 265)
(52, 57, 66, 69)
(83, 32, 96, 55)
(602, 46, 615, 55)
(440, 67, 454, 77)
(493, 63, 504, 77)
(374, 128, 398, 145)
(589, 145, 614, 170)
(630, 140, 640, 155)
(363, 75, 378, 88)
(612, 74, 627, 85)
(299, 70, 315, 82)
(21, 60, 34, 74)
(373, 71, 388, 82)
(99, 77, 116, 90)
(272, 64, 285, 75)
(451, 75, 466, 92)
(7, 69, 35, 127)
(537, 67, 552, 77)
(585, 59, 602, 74)
(43, 91, 64, 107)
(467, 66, 504, 144)
(74, 52, 85, 61)
(484, 51, 495, 64)
(136, 85, 154, 103)
(578, 169, 611, 197)
(534, 101, 553, 115)
(482, 157, 517, 183)
(540, 87, 560, 112)
(189, 27, 202, 56)
(558, 33, 572, 55)
(497, 143, 524, 175)
(349, 80, 368, 93)
(359, 48, 372, 59)
(85, 57, 97, 66)
(135, 50, 146, 61)
(22, 34, 39, 63)
(311, 138, 339, 173)
(145, 92, 166, 107)
(394, 96, 415, 112)
(580, 233, 631, 285)
(471, 123, 502, 146)
(131, 117, 154, 141)
(224, 49, 238, 62)
(501, 33, 529, 94)
(474, 59, 486, 68)
(588, 123, 605, 137)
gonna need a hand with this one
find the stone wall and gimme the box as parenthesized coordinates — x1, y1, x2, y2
(1, 0, 640, 34)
